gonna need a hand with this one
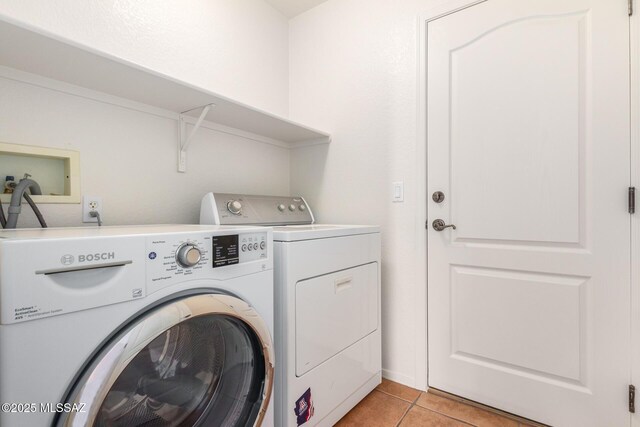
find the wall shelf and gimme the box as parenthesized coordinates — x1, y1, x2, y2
(0, 17, 331, 170)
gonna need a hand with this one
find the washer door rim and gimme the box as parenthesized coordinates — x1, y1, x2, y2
(56, 293, 274, 427)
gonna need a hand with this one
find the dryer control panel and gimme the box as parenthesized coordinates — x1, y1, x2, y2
(200, 192, 314, 226)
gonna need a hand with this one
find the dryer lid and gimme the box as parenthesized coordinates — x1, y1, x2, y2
(272, 224, 380, 242)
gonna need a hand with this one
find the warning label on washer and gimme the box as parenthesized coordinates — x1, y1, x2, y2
(294, 388, 314, 426)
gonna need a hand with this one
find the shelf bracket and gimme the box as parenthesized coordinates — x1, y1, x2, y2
(178, 104, 214, 172)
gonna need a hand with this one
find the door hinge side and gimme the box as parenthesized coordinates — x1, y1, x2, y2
(631, 0, 634, 16)
(630, 187, 636, 214)
(630, 385, 636, 413)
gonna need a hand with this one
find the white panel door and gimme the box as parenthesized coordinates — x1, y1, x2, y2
(426, 1, 630, 426)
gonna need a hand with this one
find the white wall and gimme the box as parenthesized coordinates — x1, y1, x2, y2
(0, 0, 291, 228)
(0, 0, 289, 116)
(0, 77, 290, 228)
(289, 0, 437, 388)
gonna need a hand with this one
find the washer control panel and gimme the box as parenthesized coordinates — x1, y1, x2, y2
(201, 193, 314, 226)
(0, 227, 272, 325)
(211, 232, 268, 267)
(176, 243, 202, 268)
(238, 233, 268, 262)
(146, 231, 269, 283)
(147, 235, 210, 281)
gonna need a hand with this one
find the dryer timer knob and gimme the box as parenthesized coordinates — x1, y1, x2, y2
(176, 244, 201, 268)
(227, 200, 243, 215)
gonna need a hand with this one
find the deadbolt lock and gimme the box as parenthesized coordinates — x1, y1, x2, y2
(432, 191, 445, 203)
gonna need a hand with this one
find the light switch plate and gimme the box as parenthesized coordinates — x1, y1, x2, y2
(392, 181, 404, 202)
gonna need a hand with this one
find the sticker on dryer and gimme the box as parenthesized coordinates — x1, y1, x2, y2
(294, 388, 314, 426)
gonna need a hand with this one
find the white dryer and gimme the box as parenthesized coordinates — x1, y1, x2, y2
(0, 225, 275, 427)
(201, 194, 381, 427)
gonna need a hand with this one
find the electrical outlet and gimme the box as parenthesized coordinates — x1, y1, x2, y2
(82, 196, 103, 223)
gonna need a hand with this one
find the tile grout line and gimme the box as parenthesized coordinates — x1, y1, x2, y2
(375, 388, 421, 403)
(377, 381, 537, 427)
(416, 404, 477, 427)
(394, 393, 420, 427)
(391, 391, 476, 427)
(430, 389, 546, 426)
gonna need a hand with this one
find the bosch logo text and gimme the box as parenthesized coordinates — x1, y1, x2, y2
(78, 252, 115, 262)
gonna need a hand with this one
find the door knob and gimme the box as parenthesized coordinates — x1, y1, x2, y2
(432, 219, 456, 231)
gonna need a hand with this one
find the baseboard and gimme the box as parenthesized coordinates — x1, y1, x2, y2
(382, 368, 423, 390)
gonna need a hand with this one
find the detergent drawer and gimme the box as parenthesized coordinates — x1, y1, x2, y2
(295, 262, 378, 376)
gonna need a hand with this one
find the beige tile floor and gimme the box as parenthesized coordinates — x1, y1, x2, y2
(334, 379, 546, 427)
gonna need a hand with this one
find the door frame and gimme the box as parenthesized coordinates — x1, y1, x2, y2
(631, 3, 639, 426)
(416, 0, 637, 402)
(415, 0, 488, 392)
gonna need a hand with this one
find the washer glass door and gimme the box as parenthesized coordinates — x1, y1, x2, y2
(58, 294, 273, 427)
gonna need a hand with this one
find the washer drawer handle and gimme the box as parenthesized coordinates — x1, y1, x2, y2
(35, 260, 133, 275)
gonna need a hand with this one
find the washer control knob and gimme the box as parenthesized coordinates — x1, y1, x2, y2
(260, 241, 266, 250)
(289, 204, 296, 212)
(299, 204, 307, 211)
(176, 244, 201, 268)
(227, 200, 243, 215)
(278, 204, 286, 212)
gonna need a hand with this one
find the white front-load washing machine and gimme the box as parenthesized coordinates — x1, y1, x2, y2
(201, 194, 381, 427)
(0, 225, 275, 427)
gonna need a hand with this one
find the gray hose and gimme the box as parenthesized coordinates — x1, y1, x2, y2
(23, 193, 47, 228)
(0, 198, 6, 228)
(5, 179, 43, 229)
